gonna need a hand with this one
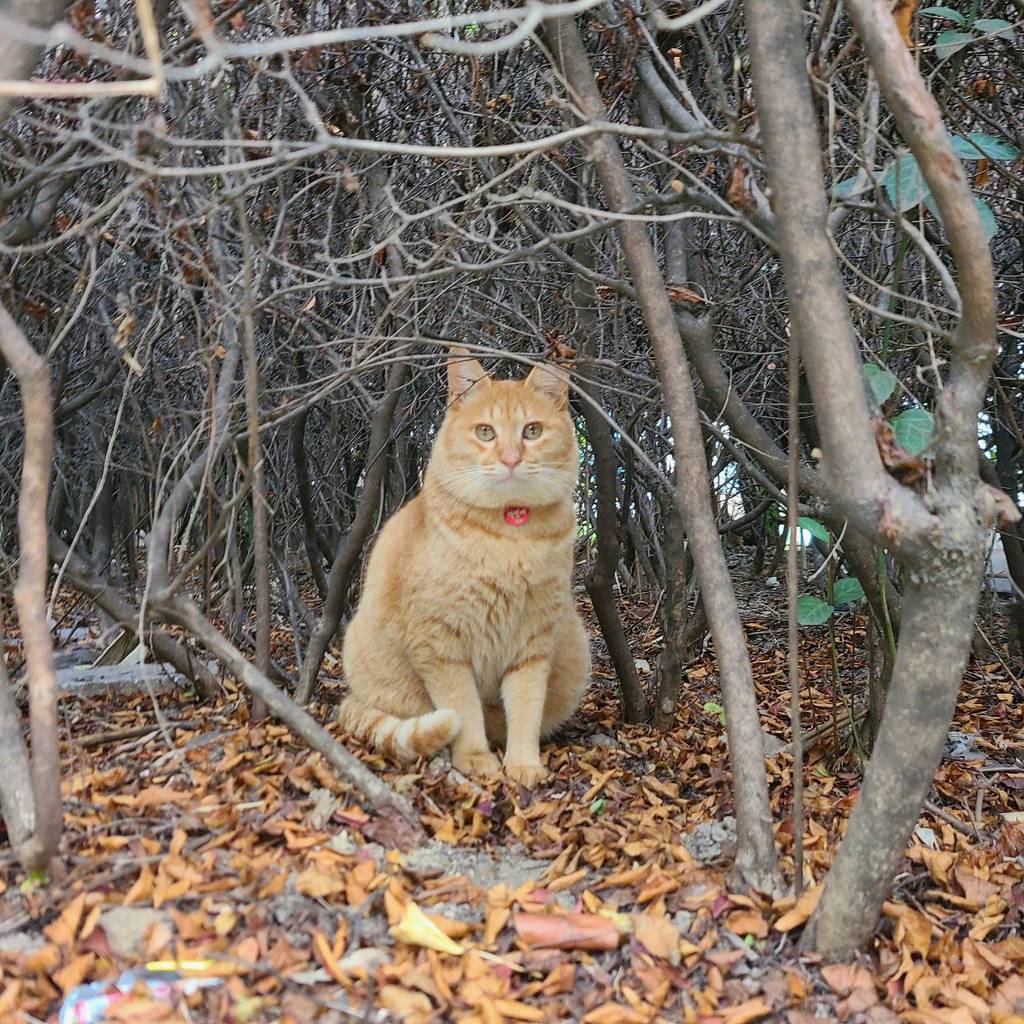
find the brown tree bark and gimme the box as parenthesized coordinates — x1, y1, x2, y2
(238, 214, 270, 722)
(573, 237, 646, 724)
(296, 355, 410, 704)
(546, 13, 779, 894)
(652, 487, 689, 731)
(745, 0, 1000, 956)
(0, 302, 62, 875)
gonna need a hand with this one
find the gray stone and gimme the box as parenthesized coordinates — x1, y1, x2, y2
(672, 910, 695, 936)
(681, 816, 737, 863)
(403, 842, 547, 891)
(554, 891, 578, 911)
(329, 830, 358, 855)
(426, 901, 484, 924)
(56, 663, 183, 698)
(98, 907, 174, 957)
(307, 788, 338, 830)
(0, 931, 46, 955)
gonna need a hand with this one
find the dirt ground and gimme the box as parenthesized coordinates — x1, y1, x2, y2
(2, 577, 1023, 1023)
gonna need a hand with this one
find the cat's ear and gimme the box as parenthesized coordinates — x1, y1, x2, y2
(447, 347, 489, 404)
(525, 363, 570, 410)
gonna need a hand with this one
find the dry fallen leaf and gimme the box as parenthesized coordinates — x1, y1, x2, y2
(378, 985, 433, 1022)
(630, 913, 681, 965)
(774, 884, 823, 932)
(295, 867, 345, 898)
(725, 908, 769, 939)
(720, 996, 773, 1023)
(389, 900, 465, 955)
(892, 0, 919, 48)
(513, 912, 621, 951)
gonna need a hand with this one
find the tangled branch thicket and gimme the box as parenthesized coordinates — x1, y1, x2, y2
(1, 0, 1022, 955)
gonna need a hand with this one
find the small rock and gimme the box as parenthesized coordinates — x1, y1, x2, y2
(98, 907, 174, 957)
(307, 788, 338, 830)
(945, 730, 984, 761)
(0, 931, 46, 955)
(681, 816, 737, 864)
(590, 733, 618, 749)
(329, 830, 358, 855)
(404, 841, 546, 892)
(337, 947, 392, 973)
(554, 891, 577, 911)
(672, 910, 695, 936)
(426, 901, 484, 924)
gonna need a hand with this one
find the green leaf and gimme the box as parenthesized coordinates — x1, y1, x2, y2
(833, 175, 868, 199)
(864, 363, 898, 406)
(935, 29, 973, 58)
(972, 18, 1015, 40)
(919, 6, 966, 22)
(965, 132, 1019, 161)
(833, 577, 866, 606)
(590, 797, 607, 815)
(883, 153, 930, 212)
(951, 136, 981, 160)
(798, 595, 834, 626)
(951, 133, 1020, 161)
(702, 701, 726, 725)
(924, 193, 998, 240)
(973, 197, 998, 240)
(798, 516, 830, 544)
(892, 407, 935, 455)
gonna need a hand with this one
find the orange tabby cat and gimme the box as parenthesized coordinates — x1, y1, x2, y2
(337, 349, 590, 785)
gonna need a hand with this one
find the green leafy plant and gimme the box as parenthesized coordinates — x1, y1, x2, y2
(881, 131, 1018, 240)
(891, 407, 935, 456)
(862, 361, 936, 454)
(864, 364, 898, 407)
(703, 700, 726, 726)
(797, 577, 866, 626)
(797, 594, 834, 625)
(920, 6, 1016, 59)
(798, 516, 830, 544)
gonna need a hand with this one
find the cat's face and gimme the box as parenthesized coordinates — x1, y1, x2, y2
(430, 350, 579, 510)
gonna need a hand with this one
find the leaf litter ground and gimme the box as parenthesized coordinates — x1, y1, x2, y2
(2, 587, 1024, 1024)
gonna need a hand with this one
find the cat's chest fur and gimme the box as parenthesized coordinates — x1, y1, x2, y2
(419, 518, 572, 695)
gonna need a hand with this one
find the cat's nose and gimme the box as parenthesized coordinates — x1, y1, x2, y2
(500, 450, 523, 470)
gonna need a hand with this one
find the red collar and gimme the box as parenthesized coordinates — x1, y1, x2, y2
(503, 505, 530, 526)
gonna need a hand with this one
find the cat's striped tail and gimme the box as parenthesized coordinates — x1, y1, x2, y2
(337, 696, 460, 760)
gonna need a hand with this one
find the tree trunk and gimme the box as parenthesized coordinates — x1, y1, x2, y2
(573, 236, 646, 724)
(745, 0, 999, 955)
(296, 357, 410, 704)
(0, 302, 62, 875)
(546, 12, 779, 893)
(239, 221, 270, 721)
(652, 487, 689, 731)
(803, 563, 983, 954)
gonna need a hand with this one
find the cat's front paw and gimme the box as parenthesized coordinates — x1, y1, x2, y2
(453, 748, 501, 777)
(504, 761, 549, 787)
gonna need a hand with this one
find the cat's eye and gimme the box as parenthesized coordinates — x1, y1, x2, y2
(523, 422, 543, 440)
(475, 424, 496, 441)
